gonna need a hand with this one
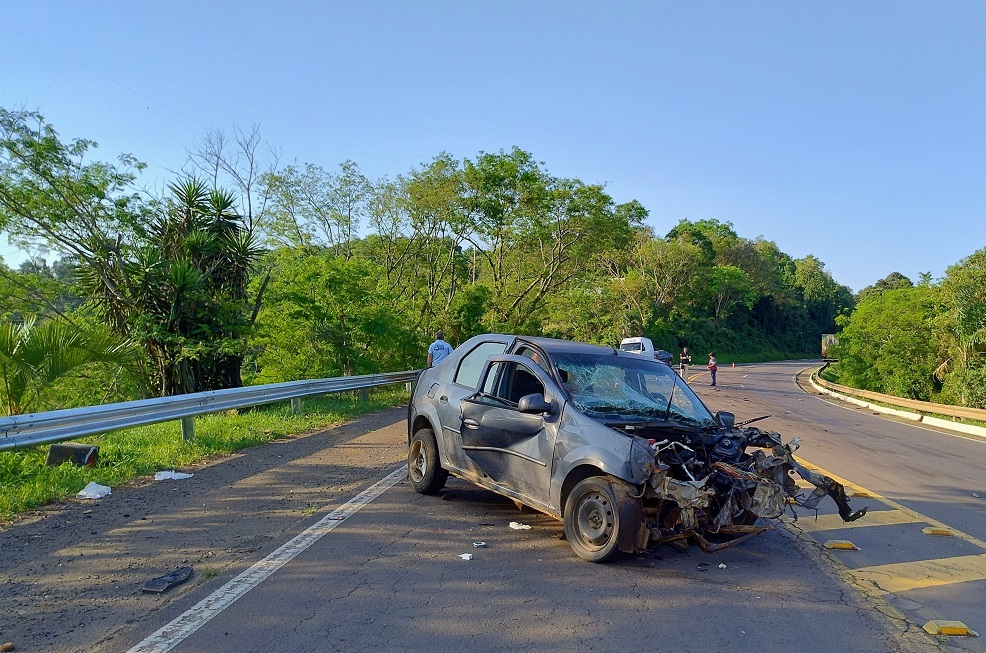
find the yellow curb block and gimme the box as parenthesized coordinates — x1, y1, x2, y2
(823, 539, 858, 550)
(921, 527, 954, 536)
(922, 620, 977, 637)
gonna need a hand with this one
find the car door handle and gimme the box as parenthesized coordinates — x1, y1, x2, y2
(439, 395, 449, 404)
(462, 418, 480, 429)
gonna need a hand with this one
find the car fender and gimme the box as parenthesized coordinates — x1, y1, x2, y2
(549, 442, 647, 511)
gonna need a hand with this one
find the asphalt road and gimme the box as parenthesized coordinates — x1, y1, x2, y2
(2, 362, 982, 653)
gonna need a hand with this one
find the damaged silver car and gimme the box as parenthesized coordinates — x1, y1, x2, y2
(408, 335, 866, 562)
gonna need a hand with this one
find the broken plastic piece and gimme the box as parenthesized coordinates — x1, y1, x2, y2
(142, 566, 193, 593)
(154, 470, 194, 481)
(921, 527, 953, 537)
(473, 542, 487, 547)
(823, 539, 858, 550)
(458, 553, 473, 560)
(76, 482, 111, 499)
(509, 521, 532, 530)
(717, 563, 727, 569)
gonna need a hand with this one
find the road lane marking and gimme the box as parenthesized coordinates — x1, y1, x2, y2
(793, 459, 986, 551)
(852, 554, 986, 594)
(127, 466, 408, 653)
(788, 509, 924, 532)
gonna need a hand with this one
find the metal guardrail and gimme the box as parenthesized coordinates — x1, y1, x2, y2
(812, 370, 986, 422)
(0, 370, 420, 452)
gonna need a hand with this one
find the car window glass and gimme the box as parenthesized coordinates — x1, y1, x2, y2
(552, 352, 715, 426)
(481, 362, 502, 395)
(454, 342, 507, 389)
(515, 346, 548, 372)
(497, 362, 545, 404)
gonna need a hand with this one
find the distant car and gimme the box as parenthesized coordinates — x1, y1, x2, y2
(407, 335, 866, 562)
(619, 336, 673, 366)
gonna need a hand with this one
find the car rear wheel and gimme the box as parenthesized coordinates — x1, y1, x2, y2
(564, 476, 626, 562)
(408, 428, 448, 494)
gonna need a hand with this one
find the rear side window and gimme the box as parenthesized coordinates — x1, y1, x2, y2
(454, 342, 508, 389)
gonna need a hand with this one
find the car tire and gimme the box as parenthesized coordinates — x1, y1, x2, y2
(408, 428, 448, 494)
(563, 476, 626, 562)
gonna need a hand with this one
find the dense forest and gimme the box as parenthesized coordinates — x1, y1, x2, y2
(5, 106, 978, 416)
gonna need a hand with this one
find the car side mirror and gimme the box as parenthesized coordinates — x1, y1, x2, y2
(518, 393, 552, 415)
(715, 411, 735, 428)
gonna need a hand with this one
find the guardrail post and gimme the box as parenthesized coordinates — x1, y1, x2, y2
(291, 398, 302, 415)
(181, 417, 195, 442)
(360, 388, 369, 402)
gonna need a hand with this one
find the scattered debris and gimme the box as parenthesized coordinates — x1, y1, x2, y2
(509, 522, 532, 530)
(718, 563, 727, 569)
(458, 553, 473, 560)
(823, 539, 859, 550)
(472, 542, 487, 547)
(46, 443, 99, 467)
(154, 470, 194, 481)
(76, 482, 111, 499)
(922, 527, 954, 537)
(142, 566, 193, 593)
(973, 493, 981, 498)
(1, 642, 14, 652)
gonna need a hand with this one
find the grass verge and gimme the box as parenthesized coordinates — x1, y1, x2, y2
(0, 387, 409, 523)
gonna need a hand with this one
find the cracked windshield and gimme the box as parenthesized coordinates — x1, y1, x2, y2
(553, 354, 716, 427)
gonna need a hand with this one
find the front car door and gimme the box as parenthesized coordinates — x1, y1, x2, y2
(458, 355, 561, 507)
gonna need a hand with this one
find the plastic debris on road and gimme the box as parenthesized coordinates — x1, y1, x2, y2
(76, 482, 111, 499)
(473, 542, 487, 547)
(509, 521, 532, 530)
(458, 553, 473, 560)
(718, 563, 727, 569)
(154, 470, 194, 481)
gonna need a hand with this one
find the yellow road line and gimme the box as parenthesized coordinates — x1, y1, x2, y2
(793, 458, 986, 551)
(786, 509, 924, 533)
(852, 554, 986, 594)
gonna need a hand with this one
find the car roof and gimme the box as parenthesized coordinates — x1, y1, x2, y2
(515, 336, 618, 357)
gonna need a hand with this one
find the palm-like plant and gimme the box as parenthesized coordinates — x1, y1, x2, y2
(0, 316, 137, 415)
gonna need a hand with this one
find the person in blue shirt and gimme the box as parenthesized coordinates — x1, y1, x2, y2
(427, 331, 453, 367)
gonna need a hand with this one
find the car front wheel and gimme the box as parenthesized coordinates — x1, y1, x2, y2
(563, 476, 626, 562)
(408, 428, 448, 494)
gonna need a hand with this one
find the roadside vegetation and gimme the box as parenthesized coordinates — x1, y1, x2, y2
(828, 258, 986, 409)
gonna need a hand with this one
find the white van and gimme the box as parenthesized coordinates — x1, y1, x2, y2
(620, 337, 674, 366)
(619, 337, 655, 356)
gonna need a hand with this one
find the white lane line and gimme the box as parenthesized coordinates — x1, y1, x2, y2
(128, 466, 408, 653)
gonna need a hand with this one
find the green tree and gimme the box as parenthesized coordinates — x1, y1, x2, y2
(0, 110, 264, 396)
(934, 248, 986, 407)
(251, 250, 413, 381)
(832, 285, 936, 399)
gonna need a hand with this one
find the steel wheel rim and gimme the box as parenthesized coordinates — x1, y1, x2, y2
(574, 490, 613, 548)
(409, 440, 426, 483)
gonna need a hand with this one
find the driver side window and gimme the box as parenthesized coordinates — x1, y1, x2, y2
(502, 362, 544, 404)
(476, 361, 545, 406)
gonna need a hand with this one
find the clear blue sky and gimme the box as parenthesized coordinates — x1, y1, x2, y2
(3, 1, 984, 292)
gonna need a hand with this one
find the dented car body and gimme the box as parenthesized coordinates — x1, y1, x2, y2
(408, 335, 866, 562)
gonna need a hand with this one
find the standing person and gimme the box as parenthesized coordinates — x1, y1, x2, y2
(679, 347, 691, 378)
(426, 331, 453, 367)
(708, 352, 718, 387)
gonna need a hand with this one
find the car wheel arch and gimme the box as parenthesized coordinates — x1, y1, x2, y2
(560, 464, 608, 516)
(410, 414, 435, 444)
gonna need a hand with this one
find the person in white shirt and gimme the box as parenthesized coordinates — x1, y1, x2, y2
(427, 331, 453, 367)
